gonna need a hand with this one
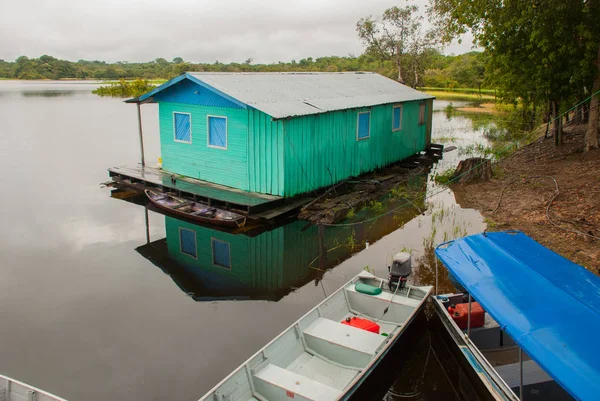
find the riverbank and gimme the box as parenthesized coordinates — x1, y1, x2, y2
(452, 125, 600, 272)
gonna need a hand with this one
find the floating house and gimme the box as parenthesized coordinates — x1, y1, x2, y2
(125, 72, 434, 199)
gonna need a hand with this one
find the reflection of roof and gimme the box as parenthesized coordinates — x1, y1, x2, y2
(435, 231, 600, 401)
(136, 239, 318, 302)
(133, 72, 434, 119)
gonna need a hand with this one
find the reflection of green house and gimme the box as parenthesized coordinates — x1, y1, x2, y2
(133, 171, 427, 301)
(131, 72, 434, 197)
(138, 217, 329, 301)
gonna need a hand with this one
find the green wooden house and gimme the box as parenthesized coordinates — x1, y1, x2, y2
(133, 72, 434, 197)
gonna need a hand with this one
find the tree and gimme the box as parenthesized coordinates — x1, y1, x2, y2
(172, 57, 184, 64)
(356, 5, 424, 84)
(429, 0, 600, 150)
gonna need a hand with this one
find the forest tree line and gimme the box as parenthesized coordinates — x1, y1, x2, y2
(0, 51, 487, 90)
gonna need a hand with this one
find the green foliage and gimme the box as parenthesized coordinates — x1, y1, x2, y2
(445, 102, 455, 118)
(345, 230, 357, 250)
(421, 86, 495, 94)
(356, 4, 439, 87)
(428, 0, 600, 142)
(435, 135, 458, 143)
(0, 50, 493, 92)
(423, 90, 494, 101)
(389, 185, 409, 199)
(434, 168, 456, 185)
(368, 200, 384, 212)
(92, 79, 157, 97)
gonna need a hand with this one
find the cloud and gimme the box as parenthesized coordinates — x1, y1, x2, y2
(0, 0, 476, 63)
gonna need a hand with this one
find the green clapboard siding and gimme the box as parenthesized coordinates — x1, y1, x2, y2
(165, 216, 338, 293)
(165, 217, 314, 293)
(158, 102, 249, 190)
(282, 100, 428, 196)
(166, 216, 252, 285)
(248, 109, 285, 196)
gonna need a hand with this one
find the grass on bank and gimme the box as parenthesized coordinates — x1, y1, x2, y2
(420, 87, 496, 94)
(424, 90, 496, 102)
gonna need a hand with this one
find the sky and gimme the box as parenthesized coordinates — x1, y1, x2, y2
(0, 0, 476, 64)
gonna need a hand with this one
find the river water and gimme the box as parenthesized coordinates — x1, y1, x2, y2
(0, 81, 494, 401)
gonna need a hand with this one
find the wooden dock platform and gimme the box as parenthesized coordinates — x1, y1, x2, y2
(108, 165, 284, 215)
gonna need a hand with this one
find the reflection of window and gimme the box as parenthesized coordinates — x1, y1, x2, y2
(208, 116, 227, 149)
(357, 111, 370, 140)
(392, 105, 402, 131)
(212, 238, 231, 269)
(419, 103, 426, 125)
(180, 228, 197, 258)
(174, 112, 192, 143)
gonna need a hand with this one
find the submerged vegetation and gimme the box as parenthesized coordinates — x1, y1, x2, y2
(92, 79, 156, 98)
(434, 168, 456, 185)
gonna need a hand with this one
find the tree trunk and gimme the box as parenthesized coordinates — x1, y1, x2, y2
(584, 43, 600, 152)
(396, 59, 404, 84)
(413, 66, 419, 88)
(553, 101, 563, 146)
(544, 103, 552, 138)
(453, 158, 492, 183)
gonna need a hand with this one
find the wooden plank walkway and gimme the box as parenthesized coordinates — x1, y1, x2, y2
(108, 165, 282, 212)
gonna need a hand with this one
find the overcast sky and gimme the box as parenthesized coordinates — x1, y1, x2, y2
(0, 0, 476, 64)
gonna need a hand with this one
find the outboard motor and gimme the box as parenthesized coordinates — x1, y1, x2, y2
(388, 252, 412, 291)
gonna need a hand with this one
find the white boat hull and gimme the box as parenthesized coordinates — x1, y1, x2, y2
(199, 271, 432, 401)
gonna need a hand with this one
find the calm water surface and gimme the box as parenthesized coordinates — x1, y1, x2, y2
(0, 81, 491, 401)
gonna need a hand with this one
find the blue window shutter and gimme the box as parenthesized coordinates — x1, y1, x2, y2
(209, 117, 227, 148)
(174, 113, 191, 142)
(393, 107, 402, 130)
(180, 228, 196, 257)
(358, 112, 370, 139)
(212, 239, 231, 268)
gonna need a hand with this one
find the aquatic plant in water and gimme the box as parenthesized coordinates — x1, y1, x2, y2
(92, 79, 156, 98)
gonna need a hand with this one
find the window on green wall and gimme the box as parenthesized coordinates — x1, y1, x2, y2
(179, 228, 197, 258)
(174, 112, 192, 143)
(208, 116, 228, 149)
(212, 238, 231, 269)
(357, 111, 370, 140)
(392, 105, 402, 131)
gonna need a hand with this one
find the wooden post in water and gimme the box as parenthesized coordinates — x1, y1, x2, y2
(137, 102, 146, 167)
(144, 206, 150, 244)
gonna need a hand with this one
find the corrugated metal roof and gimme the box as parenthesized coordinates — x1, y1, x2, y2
(184, 72, 434, 119)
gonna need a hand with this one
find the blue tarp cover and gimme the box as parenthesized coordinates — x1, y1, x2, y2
(435, 230, 600, 401)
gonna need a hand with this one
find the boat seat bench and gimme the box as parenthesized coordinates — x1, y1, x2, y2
(302, 317, 386, 368)
(254, 363, 341, 401)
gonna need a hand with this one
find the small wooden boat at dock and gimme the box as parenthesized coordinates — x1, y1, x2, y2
(199, 268, 432, 401)
(145, 189, 246, 228)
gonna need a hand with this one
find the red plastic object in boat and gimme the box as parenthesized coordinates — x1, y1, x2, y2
(448, 302, 485, 329)
(341, 316, 380, 334)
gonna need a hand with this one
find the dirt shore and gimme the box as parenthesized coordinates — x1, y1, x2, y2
(452, 125, 600, 272)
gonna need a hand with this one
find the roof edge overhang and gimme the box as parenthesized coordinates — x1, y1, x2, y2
(270, 95, 437, 121)
(124, 72, 248, 108)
